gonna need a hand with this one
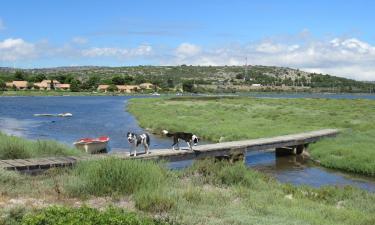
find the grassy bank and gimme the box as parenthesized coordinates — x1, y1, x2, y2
(1, 158, 374, 224)
(128, 96, 375, 175)
(0, 132, 83, 159)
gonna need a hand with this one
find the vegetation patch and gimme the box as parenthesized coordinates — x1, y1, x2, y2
(65, 157, 168, 197)
(19, 206, 171, 225)
(128, 97, 375, 175)
(0, 132, 83, 160)
(1, 159, 375, 224)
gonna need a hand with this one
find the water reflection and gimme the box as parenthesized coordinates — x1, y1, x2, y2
(246, 151, 375, 192)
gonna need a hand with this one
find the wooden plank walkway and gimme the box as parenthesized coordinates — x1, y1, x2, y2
(0, 129, 339, 171)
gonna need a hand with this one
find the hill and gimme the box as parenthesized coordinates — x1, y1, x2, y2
(1, 65, 374, 93)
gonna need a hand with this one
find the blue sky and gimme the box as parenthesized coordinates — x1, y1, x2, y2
(0, 0, 374, 80)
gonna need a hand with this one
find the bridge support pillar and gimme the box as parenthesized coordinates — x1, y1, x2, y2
(296, 144, 308, 155)
(276, 144, 309, 156)
(275, 147, 295, 157)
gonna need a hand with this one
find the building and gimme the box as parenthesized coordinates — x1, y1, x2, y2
(116, 85, 140, 93)
(6, 81, 28, 90)
(97, 85, 110, 92)
(139, 83, 154, 90)
(58, 84, 71, 90)
(34, 80, 61, 90)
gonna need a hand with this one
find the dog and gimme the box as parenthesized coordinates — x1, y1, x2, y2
(126, 132, 150, 156)
(162, 130, 199, 151)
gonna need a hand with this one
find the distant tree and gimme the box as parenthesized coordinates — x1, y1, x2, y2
(112, 76, 125, 85)
(123, 75, 134, 84)
(235, 73, 244, 79)
(134, 75, 146, 84)
(50, 79, 55, 90)
(27, 82, 34, 90)
(182, 80, 195, 93)
(34, 74, 47, 82)
(14, 71, 26, 81)
(0, 79, 6, 90)
(167, 79, 174, 88)
(55, 74, 68, 83)
(70, 79, 80, 92)
(81, 75, 100, 90)
(107, 84, 118, 92)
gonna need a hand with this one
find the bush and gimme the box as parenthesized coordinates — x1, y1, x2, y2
(0, 132, 82, 159)
(20, 206, 169, 225)
(185, 159, 265, 188)
(65, 158, 168, 197)
(134, 188, 176, 213)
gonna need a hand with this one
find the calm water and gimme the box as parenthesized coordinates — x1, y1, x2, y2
(0, 96, 173, 149)
(1, 95, 375, 191)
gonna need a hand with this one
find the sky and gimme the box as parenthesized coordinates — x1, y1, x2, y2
(0, 0, 375, 80)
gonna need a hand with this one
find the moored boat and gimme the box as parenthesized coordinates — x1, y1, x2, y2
(73, 136, 110, 154)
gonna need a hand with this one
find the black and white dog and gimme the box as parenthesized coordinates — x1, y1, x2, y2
(126, 132, 150, 156)
(162, 130, 199, 151)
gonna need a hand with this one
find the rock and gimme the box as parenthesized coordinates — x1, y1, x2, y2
(284, 194, 293, 200)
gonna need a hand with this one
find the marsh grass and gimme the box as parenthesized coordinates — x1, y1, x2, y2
(65, 157, 168, 197)
(128, 97, 375, 175)
(1, 159, 375, 224)
(20, 206, 171, 225)
(0, 132, 83, 160)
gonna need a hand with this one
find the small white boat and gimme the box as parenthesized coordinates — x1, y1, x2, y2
(73, 136, 110, 154)
(33, 112, 73, 117)
(33, 113, 55, 117)
(58, 113, 73, 117)
(151, 92, 160, 96)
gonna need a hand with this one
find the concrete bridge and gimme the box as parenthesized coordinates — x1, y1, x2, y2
(0, 129, 339, 171)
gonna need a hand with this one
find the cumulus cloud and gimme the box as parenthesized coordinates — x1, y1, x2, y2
(175, 43, 201, 57)
(0, 18, 5, 30)
(165, 38, 375, 81)
(0, 38, 36, 61)
(1, 34, 375, 80)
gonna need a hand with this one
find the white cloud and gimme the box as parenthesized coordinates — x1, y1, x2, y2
(0, 38, 36, 61)
(175, 43, 201, 57)
(0, 18, 5, 30)
(164, 38, 375, 81)
(82, 44, 152, 58)
(1, 34, 375, 81)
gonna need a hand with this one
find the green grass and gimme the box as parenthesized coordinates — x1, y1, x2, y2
(128, 96, 375, 175)
(1, 159, 375, 225)
(65, 157, 168, 197)
(0, 132, 84, 159)
(11, 206, 171, 225)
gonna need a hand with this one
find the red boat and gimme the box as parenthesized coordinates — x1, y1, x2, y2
(73, 136, 110, 154)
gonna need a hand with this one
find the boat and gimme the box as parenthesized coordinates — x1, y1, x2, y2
(151, 92, 160, 96)
(33, 114, 55, 117)
(58, 113, 73, 117)
(73, 136, 110, 154)
(33, 112, 73, 117)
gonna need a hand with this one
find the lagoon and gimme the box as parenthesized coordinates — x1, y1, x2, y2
(1, 95, 375, 191)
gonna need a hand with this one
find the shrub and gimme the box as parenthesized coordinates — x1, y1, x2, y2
(185, 159, 265, 188)
(134, 188, 176, 213)
(65, 158, 167, 197)
(0, 132, 82, 159)
(20, 206, 169, 225)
